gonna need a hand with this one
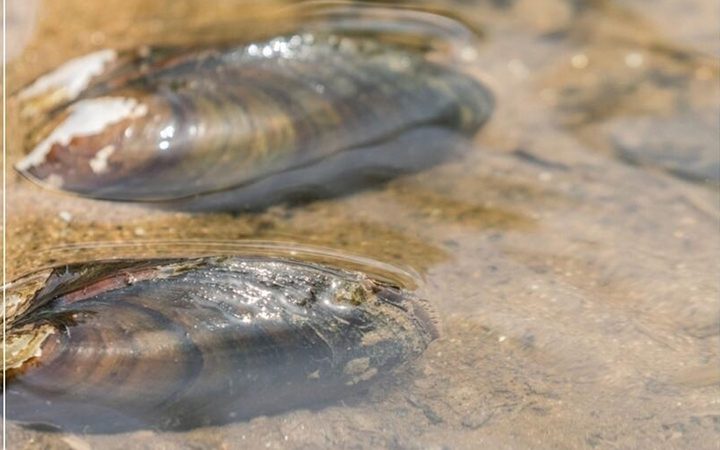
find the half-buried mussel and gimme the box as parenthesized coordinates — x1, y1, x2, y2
(2, 256, 437, 433)
(15, 6, 493, 211)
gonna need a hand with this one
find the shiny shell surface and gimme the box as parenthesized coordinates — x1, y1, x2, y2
(3, 256, 437, 433)
(16, 10, 493, 210)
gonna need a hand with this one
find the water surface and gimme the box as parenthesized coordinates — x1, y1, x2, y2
(4, 0, 719, 448)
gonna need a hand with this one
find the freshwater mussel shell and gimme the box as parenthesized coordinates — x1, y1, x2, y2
(15, 9, 494, 211)
(3, 255, 438, 433)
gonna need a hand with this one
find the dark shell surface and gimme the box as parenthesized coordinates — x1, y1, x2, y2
(16, 9, 493, 211)
(2, 256, 438, 433)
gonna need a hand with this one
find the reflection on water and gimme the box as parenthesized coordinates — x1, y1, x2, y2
(5, 0, 719, 448)
(5, 0, 40, 62)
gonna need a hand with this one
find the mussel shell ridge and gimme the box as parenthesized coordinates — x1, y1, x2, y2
(3, 256, 438, 433)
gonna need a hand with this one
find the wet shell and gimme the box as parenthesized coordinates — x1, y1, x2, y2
(2, 256, 438, 433)
(15, 8, 493, 211)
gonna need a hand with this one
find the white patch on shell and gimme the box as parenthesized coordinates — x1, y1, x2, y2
(45, 173, 65, 188)
(6, 323, 55, 370)
(16, 97, 148, 172)
(18, 49, 117, 101)
(88, 144, 116, 174)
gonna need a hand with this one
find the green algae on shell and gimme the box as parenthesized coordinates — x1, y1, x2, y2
(2, 255, 438, 433)
(15, 6, 493, 211)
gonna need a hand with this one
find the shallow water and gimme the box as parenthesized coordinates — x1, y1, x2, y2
(4, 0, 719, 448)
